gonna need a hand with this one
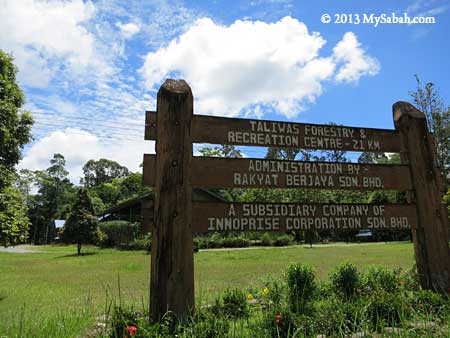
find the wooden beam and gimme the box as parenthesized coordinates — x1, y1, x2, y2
(143, 155, 412, 191)
(393, 101, 450, 294)
(191, 202, 416, 233)
(146, 111, 401, 152)
(149, 79, 195, 322)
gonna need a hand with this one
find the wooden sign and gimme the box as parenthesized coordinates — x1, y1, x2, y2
(144, 78, 450, 321)
(145, 111, 402, 153)
(143, 154, 412, 190)
(191, 203, 416, 233)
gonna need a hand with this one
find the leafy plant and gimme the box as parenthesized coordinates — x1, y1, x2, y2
(221, 288, 249, 319)
(366, 290, 405, 330)
(362, 265, 399, 294)
(330, 262, 361, 300)
(286, 263, 316, 313)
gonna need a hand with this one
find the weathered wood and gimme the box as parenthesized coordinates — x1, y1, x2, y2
(143, 154, 412, 191)
(149, 79, 195, 322)
(192, 202, 416, 233)
(146, 111, 401, 152)
(393, 101, 450, 294)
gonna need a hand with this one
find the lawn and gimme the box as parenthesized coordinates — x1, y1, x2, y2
(0, 242, 415, 337)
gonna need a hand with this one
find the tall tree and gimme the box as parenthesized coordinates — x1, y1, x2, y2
(81, 158, 130, 187)
(0, 50, 33, 246)
(409, 75, 450, 187)
(29, 154, 75, 244)
(61, 188, 98, 255)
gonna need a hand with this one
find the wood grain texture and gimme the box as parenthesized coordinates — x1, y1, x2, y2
(191, 202, 417, 233)
(146, 111, 401, 152)
(393, 101, 450, 294)
(143, 155, 412, 191)
(149, 79, 195, 322)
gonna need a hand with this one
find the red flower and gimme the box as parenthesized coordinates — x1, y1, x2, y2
(126, 325, 137, 337)
(274, 312, 283, 326)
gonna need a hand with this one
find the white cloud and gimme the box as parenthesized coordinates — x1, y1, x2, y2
(406, 0, 448, 16)
(0, 0, 112, 87)
(19, 128, 154, 184)
(140, 16, 378, 118)
(116, 22, 141, 39)
(333, 32, 380, 83)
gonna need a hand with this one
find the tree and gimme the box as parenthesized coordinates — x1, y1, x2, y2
(0, 50, 33, 247)
(29, 154, 75, 244)
(409, 75, 450, 187)
(0, 186, 30, 247)
(198, 144, 243, 158)
(81, 158, 130, 187)
(61, 188, 98, 255)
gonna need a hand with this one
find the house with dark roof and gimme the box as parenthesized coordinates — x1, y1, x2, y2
(99, 188, 227, 232)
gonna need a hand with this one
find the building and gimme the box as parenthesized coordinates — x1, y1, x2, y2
(99, 188, 227, 232)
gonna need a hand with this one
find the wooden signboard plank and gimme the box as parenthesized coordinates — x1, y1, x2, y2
(191, 203, 416, 233)
(143, 154, 412, 190)
(146, 111, 401, 152)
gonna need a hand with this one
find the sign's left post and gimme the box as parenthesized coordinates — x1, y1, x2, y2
(149, 79, 195, 322)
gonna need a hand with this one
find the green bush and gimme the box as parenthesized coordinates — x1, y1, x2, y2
(221, 236, 250, 248)
(330, 262, 361, 300)
(273, 234, 293, 247)
(400, 265, 420, 291)
(185, 311, 229, 338)
(98, 221, 140, 247)
(362, 265, 399, 294)
(366, 290, 406, 330)
(261, 233, 272, 246)
(260, 307, 302, 338)
(117, 234, 151, 251)
(286, 263, 316, 313)
(409, 289, 446, 314)
(221, 288, 249, 319)
(315, 297, 366, 336)
(262, 276, 285, 307)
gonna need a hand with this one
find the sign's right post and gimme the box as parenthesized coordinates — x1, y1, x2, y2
(393, 101, 450, 294)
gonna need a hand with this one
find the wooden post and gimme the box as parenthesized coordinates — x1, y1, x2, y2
(150, 79, 195, 321)
(393, 101, 450, 294)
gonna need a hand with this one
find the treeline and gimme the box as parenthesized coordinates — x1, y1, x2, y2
(15, 155, 150, 245)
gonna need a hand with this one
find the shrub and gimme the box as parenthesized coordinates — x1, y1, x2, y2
(261, 276, 285, 307)
(362, 266, 399, 294)
(400, 265, 420, 291)
(221, 288, 249, 318)
(315, 297, 366, 336)
(261, 233, 272, 246)
(286, 263, 316, 313)
(221, 236, 250, 248)
(98, 221, 140, 247)
(117, 234, 151, 251)
(330, 262, 361, 300)
(409, 289, 446, 314)
(260, 307, 302, 338)
(185, 311, 229, 338)
(273, 234, 293, 247)
(366, 290, 406, 330)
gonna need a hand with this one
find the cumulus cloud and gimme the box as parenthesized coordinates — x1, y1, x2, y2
(140, 16, 379, 118)
(0, 0, 112, 87)
(332, 32, 380, 83)
(116, 22, 141, 39)
(19, 128, 154, 184)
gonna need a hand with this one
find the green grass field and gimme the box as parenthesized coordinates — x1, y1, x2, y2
(0, 242, 415, 337)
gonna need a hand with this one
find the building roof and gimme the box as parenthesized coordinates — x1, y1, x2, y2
(99, 188, 227, 217)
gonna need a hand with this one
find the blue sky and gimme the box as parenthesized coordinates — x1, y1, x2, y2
(1, 0, 448, 183)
